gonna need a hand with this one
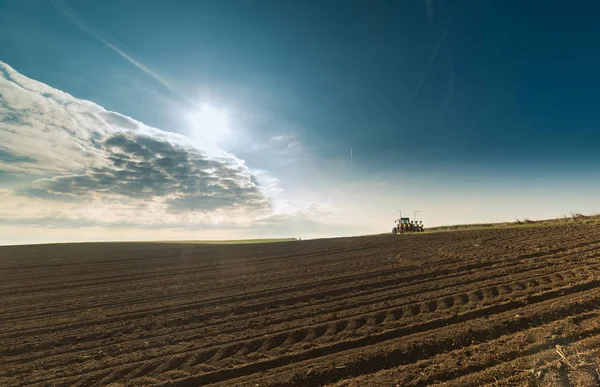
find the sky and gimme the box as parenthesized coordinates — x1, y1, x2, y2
(2, 0, 600, 244)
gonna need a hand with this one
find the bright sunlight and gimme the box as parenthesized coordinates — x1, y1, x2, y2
(188, 104, 230, 146)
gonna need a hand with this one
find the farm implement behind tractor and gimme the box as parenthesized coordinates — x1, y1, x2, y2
(392, 217, 423, 234)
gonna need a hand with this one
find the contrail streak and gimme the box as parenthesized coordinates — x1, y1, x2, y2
(404, 0, 460, 129)
(48, 0, 173, 90)
(426, 0, 434, 30)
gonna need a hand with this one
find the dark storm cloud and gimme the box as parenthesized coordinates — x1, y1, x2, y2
(35, 132, 269, 212)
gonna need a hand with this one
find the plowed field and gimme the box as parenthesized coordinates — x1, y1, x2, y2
(2, 223, 600, 386)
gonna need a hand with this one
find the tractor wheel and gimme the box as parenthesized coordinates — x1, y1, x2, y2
(392, 228, 397, 235)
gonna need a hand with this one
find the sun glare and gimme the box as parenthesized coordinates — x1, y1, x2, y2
(188, 105, 230, 146)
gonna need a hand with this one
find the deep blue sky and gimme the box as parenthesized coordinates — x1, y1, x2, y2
(3, 0, 600, 176)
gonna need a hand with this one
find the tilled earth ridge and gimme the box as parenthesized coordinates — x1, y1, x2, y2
(1, 223, 600, 386)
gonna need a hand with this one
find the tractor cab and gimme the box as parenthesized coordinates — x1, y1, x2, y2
(400, 217, 410, 231)
(392, 217, 411, 234)
(392, 217, 423, 234)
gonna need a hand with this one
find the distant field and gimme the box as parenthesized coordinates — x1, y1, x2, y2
(427, 213, 600, 233)
(150, 238, 298, 244)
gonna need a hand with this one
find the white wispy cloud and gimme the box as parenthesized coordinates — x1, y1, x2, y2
(48, 0, 173, 90)
(0, 61, 268, 228)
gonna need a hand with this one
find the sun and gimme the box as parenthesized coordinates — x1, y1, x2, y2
(188, 105, 230, 146)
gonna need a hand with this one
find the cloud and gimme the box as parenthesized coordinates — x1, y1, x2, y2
(34, 132, 268, 212)
(265, 134, 305, 166)
(48, 0, 173, 90)
(0, 147, 37, 164)
(100, 111, 140, 130)
(0, 61, 270, 228)
(270, 135, 302, 151)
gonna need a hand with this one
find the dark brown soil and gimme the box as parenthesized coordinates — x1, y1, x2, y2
(2, 224, 600, 386)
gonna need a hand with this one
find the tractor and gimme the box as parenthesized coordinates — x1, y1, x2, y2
(392, 218, 424, 234)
